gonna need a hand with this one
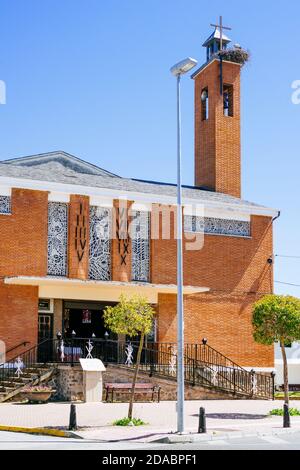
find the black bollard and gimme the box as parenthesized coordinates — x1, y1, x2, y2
(69, 403, 77, 431)
(283, 403, 290, 428)
(198, 407, 206, 434)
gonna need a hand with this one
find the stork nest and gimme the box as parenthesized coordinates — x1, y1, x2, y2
(218, 47, 250, 65)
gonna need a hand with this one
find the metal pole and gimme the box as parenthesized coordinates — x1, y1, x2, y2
(176, 73, 185, 433)
(198, 407, 206, 434)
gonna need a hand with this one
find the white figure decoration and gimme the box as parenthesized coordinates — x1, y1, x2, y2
(86, 340, 94, 359)
(169, 346, 177, 375)
(60, 340, 65, 362)
(15, 356, 24, 378)
(125, 343, 134, 366)
(211, 366, 218, 386)
(251, 372, 258, 395)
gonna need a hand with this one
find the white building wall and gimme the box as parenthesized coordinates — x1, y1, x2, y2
(275, 342, 300, 386)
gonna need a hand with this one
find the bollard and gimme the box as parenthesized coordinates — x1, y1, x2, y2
(69, 403, 77, 431)
(198, 407, 206, 434)
(283, 403, 290, 428)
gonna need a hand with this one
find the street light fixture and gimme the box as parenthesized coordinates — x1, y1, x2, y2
(170, 57, 197, 434)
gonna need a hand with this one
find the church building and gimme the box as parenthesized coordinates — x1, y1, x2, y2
(0, 27, 279, 376)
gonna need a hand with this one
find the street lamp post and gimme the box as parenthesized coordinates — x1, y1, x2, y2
(170, 57, 197, 433)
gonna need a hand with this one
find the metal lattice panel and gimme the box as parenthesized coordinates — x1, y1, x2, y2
(131, 211, 150, 282)
(47, 202, 68, 276)
(184, 215, 250, 237)
(184, 215, 204, 233)
(89, 206, 111, 281)
(0, 196, 11, 214)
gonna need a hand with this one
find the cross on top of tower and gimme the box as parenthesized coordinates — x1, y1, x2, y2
(210, 16, 232, 51)
(202, 16, 232, 62)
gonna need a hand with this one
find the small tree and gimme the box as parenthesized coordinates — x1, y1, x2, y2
(103, 295, 155, 420)
(252, 295, 300, 411)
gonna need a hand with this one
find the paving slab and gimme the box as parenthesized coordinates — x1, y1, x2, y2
(0, 399, 299, 443)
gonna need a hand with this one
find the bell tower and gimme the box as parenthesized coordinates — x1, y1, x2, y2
(192, 19, 242, 198)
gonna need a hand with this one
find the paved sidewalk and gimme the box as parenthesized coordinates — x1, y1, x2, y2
(0, 400, 299, 442)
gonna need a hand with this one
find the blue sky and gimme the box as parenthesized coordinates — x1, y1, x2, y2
(0, 0, 299, 295)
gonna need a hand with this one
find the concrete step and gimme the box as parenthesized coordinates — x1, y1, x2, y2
(0, 366, 56, 403)
(0, 384, 16, 390)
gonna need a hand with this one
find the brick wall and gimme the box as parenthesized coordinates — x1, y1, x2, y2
(0, 188, 47, 353)
(0, 188, 48, 277)
(0, 282, 38, 356)
(157, 292, 274, 368)
(153, 214, 274, 368)
(194, 60, 241, 198)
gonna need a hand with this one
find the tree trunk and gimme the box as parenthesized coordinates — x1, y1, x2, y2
(280, 341, 289, 406)
(128, 332, 145, 420)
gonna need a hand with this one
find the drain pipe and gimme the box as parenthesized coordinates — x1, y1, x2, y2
(272, 210, 281, 224)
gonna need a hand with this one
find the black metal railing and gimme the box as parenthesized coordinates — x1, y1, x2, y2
(0, 339, 49, 383)
(6, 341, 31, 357)
(150, 341, 274, 399)
(0, 337, 275, 400)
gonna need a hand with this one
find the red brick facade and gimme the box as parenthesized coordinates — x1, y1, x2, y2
(194, 60, 241, 198)
(0, 188, 48, 277)
(0, 188, 47, 355)
(0, 189, 274, 368)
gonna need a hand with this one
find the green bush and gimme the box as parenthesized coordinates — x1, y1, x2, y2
(275, 392, 300, 398)
(269, 408, 300, 416)
(113, 417, 147, 426)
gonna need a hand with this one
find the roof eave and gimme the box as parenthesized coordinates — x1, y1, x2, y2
(191, 57, 242, 80)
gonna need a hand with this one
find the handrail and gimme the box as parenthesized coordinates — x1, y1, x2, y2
(0, 337, 274, 400)
(6, 341, 31, 355)
(188, 341, 249, 372)
(3, 339, 49, 365)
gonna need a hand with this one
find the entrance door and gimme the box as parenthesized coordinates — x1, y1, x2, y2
(63, 301, 117, 339)
(38, 314, 53, 362)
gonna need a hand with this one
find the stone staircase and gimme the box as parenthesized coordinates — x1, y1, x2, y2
(0, 365, 55, 403)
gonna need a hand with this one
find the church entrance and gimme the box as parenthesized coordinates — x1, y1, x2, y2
(63, 301, 116, 339)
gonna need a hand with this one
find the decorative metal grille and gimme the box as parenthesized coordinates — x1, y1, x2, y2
(184, 215, 250, 237)
(131, 211, 150, 282)
(47, 202, 68, 276)
(0, 196, 11, 214)
(89, 206, 111, 281)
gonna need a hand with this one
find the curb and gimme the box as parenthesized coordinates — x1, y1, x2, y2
(150, 426, 300, 444)
(0, 425, 82, 439)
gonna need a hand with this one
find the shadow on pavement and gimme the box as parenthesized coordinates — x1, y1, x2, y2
(192, 413, 268, 420)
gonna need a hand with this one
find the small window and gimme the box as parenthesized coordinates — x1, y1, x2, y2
(201, 88, 209, 121)
(223, 84, 233, 117)
(38, 299, 51, 311)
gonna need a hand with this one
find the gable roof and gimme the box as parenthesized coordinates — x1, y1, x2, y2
(0, 151, 278, 216)
(2, 151, 119, 178)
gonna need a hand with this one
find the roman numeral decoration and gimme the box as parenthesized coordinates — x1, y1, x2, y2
(116, 207, 130, 266)
(75, 202, 87, 262)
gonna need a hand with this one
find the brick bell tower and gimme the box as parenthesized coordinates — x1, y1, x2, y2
(192, 22, 242, 198)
